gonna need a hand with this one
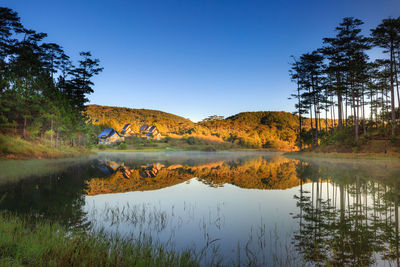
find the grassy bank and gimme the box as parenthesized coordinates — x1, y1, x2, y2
(285, 151, 400, 160)
(0, 135, 90, 160)
(285, 136, 400, 160)
(94, 135, 280, 152)
(0, 212, 198, 266)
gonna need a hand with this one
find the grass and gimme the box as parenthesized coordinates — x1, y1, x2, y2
(284, 150, 400, 161)
(0, 134, 89, 160)
(288, 133, 400, 159)
(94, 135, 275, 153)
(0, 210, 301, 267)
(0, 212, 199, 267)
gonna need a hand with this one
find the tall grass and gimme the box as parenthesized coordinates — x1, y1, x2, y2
(0, 203, 305, 266)
(0, 134, 88, 159)
(85, 202, 305, 267)
(0, 212, 199, 266)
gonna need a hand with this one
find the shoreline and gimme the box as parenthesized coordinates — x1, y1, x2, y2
(0, 148, 281, 161)
(5, 147, 400, 161)
(284, 151, 400, 161)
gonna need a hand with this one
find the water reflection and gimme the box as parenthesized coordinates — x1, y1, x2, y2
(85, 154, 303, 195)
(292, 158, 400, 266)
(0, 152, 399, 265)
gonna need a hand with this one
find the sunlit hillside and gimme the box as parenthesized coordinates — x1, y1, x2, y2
(86, 104, 194, 134)
(86, 105, 335, 150)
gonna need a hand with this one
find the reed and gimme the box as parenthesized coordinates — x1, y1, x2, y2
(0, 212, 199, 266)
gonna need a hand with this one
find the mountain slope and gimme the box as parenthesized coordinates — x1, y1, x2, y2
(86, 105, 325, 150)
(193, 111, 308, 150)
(86, 105, 194, 134)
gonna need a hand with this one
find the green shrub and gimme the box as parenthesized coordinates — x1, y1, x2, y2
(202, 145, 217, 152)
(118, 142, 127, 150)
(98, 144, 106, 150)
(187, 136, 196, 145)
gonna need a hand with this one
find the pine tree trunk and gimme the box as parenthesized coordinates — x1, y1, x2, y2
(314, 102, 319, 146)
(56, 128, 59, 148)
(23, 117, 26, 139)
(297, 83, 302, 151)
(394, 55, 400, 111)
(50, 119, 53, 148)
(390, 43, 396, 136)
(325, 103, 328, 132)
(394, 49, 400, 110)
(310, 103, 313, 142)
(318, 111, 322, 134)
(345, 91, 348, 127)
(362, 89, 366, 135)
(351, 81, 359, 143)
(338, 94, 343, 130)
(370, 86, 373, 126)
(332, 96, 336, 128)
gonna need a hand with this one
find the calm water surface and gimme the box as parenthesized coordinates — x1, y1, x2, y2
(1, 152, 400, 266)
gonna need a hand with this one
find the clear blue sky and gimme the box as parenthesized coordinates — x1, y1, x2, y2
(3, 0, 400, 121)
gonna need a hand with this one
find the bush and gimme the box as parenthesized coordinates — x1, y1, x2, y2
(202, 145, 217, 152)
(187, 136, 196, 145)
(98, 144, 106, 150)
(125, 136, 143, 145)
(118, 142, 127, 150)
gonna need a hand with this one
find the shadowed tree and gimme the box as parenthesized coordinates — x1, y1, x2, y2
(371, 18, 400, 137)
(67, 51, 103, 111)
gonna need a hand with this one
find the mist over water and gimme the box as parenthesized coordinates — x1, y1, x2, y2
(1, 152, 400, 266)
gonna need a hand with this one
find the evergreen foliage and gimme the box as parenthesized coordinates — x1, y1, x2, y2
(290, 17, 400, 150)
(0, 7, 102, 147)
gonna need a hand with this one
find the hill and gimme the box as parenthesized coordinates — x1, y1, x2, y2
(86, 105, 332, 150)
(86, 105, 194, 134)
(193, 111, 306, 150)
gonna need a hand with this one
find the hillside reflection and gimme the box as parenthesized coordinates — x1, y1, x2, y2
(292, 159, 400, 266)
(85, 156, 303, 195)
(1, 153, 400, 265)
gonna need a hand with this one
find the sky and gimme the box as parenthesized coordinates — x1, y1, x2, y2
(3, 0, 400, 121)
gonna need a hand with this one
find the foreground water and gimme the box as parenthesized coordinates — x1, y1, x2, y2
(0, 151, 400, 266)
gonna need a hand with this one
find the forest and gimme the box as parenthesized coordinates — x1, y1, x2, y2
(290, 17, 400, 151)
(0, 7, 103, 151)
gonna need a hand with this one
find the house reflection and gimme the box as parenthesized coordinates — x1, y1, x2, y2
(85, 156, 305, 195)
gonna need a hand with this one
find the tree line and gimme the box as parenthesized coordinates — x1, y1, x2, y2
(290, 17, 400, 149)
(0, 7, 103, 147)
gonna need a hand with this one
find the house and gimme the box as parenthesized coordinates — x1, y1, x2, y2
(139, 124, 161, 140)
(98, 128, 123, 145)
(120, 123, 133, 137)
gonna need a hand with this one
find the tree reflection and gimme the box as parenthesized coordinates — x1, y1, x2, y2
(292, 159, 400, 266)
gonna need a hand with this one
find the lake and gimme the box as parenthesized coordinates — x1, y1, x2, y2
(0, 151, 399, 266)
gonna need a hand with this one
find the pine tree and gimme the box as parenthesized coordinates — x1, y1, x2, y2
(372, 18, 400, 137)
